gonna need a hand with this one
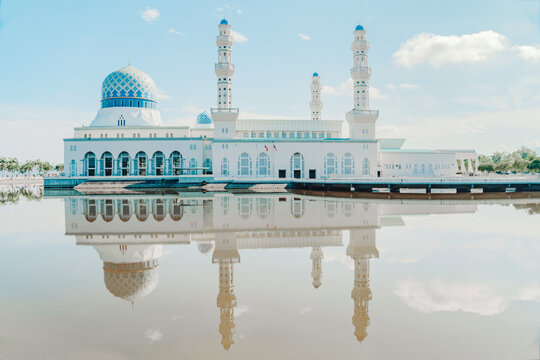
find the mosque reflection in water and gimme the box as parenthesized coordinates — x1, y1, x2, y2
(65, 193, 476, 349)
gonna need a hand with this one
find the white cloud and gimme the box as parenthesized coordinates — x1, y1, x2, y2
(514, 45, 540, 62)
(299, 33, 311, 41)
(182, 104, 204, 114)
(322, 78, 353, 95)
(156, 88, 170, 100)
(300, 307, 312, 315)
(235, 305, 250, 317)
(140, 8, 160, 23)
(236, 9, 242, 15)
(230, 30, 248, 43)
(168, 28, 186, 36)
(393, 31, 507, 68)
(387, 83, 419, 90)
(395, 279, 508, 316)
(515, 284, 540, 301)
(322, 78, 384, 99)
(216, 7, 224, 12)
(144, 328, 163, 342)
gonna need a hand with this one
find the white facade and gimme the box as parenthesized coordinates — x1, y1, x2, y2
(61, 20, 477, 182)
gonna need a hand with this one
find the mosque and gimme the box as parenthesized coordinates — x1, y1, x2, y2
(60, 192, 478, 349)
(57, 20, 479, 188)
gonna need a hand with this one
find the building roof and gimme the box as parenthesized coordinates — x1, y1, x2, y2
(313, 72, 319, 77)
(237, 119, 343, 132)
(355, 25, 364, 31)
(220, 19, 228, 25)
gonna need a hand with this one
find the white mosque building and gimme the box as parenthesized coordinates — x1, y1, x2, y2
(59, 20, 478, 187)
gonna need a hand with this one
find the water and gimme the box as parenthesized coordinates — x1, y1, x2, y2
(0, 186, 539, 359)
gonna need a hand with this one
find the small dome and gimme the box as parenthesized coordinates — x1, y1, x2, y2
(197, 241, 215, 254)
(313, 72, 319, 77)
(355, 24, 364, 31)
(101, 65, 157, 109)
(196, 112, 213, 125)
(104, 260, 159, 303)
(220, 19, 228, 25)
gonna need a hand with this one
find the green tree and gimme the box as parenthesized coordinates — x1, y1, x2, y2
(528, 158, 540, 172)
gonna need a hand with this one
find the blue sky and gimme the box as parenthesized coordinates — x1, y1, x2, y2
(2, 0, 540, 163)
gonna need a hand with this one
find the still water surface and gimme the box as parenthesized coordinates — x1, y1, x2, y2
(1, 186, 539, 359)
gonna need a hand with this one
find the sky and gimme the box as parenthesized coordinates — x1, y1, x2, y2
(2, 0, 540, 163)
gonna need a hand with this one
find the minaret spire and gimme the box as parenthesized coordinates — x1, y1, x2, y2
(346, 229, 379, 343)
(211, 19, 239, 140)
(345, 24, 379, 142)
(215, 19, 235, 110)
(310, 247, 323, 288)
(310, 73, 323, 120)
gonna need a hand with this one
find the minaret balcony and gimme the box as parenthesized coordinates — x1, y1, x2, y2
(346, 109, 379, 118)
(351, 67, 371, 77)
(215, 63, 235, 71)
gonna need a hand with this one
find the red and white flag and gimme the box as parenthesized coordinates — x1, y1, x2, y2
(273, 144, 278, 151)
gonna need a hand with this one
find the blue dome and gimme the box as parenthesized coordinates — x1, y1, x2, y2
(220, 19, 228, 25)
(101, 65, 157, 109)
(355, 24, 364, 31)
(196, 112, 212, 125)
(313, 72, 319, 77)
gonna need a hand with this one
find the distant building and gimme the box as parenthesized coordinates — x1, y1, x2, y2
(62, 20, 478, 182)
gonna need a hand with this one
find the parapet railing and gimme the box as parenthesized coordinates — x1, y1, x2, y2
(211, 107, 239, 114)
(346, 109, 379, 116)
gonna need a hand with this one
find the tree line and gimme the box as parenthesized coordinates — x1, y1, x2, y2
(0, 157, 64, 177)
(478, 147, 540, 173)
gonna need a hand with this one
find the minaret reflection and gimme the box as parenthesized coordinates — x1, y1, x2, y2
(346, 229, 378, 342)
(310, 247, 323, 289)
(212, 233, 240, 350)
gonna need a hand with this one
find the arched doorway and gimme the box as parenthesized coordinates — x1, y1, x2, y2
(290, 152, 304, 179)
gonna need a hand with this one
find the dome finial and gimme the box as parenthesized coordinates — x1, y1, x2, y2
(128, 56, 131, 66)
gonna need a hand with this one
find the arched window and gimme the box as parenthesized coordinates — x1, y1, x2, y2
(324, 153, 337, 176)
(119, 152, 130, 176)
(421, 164, 425, 175)
(189, 158, 197, 175)
(153, 199, 166, 221)
(237, 153, 252, 176)
(256, 198, 271, 219)
(290, 197, 305, 218)
(221, 158, 229, 176)
(342, 153, 354, 175)
(413, 164, 418, 175)
(135, 199, 148, 221)
(256, 152, 271, 177)
(290, 152, 304, 179)
(170, 151, 182, 175)
(135, 152, 147, 176)
(101, 152, 113, 176)
(362, 158, 370, 176)
(152, 151, 165, 176)
(118, 199, 131, 222)
(101, 199, 114, 222)
(84, 152, 96, 176)
(170, 199, 184, 221)
(84, 199, 97, 222)
(237, 198, 252, 219)
(203, 158, 212, 174)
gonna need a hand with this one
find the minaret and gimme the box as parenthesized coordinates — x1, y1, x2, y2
(310, 73, 322, 120)
(345, 25, 378, 140)
(213, 233, 240, 350)
(310, 247, 323, 289)
(346, 229, 379, 343)
(212, 19, 239, 139)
